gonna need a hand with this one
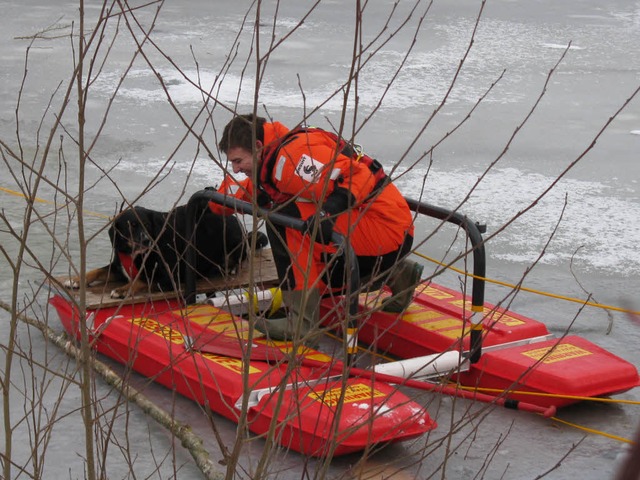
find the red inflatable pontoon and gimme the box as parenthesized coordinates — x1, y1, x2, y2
(50, 295, 436, 457)
(321, 281, 639, 408)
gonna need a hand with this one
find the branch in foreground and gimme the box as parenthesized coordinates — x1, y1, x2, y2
(0, 299, 225, 480)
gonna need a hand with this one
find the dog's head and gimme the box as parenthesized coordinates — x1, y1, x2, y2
(109, 207, 155, 256)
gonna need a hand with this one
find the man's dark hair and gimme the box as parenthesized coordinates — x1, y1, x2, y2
(219, 114, 266, 153)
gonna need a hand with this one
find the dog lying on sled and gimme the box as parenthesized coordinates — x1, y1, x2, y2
(65, 199, 267, 298)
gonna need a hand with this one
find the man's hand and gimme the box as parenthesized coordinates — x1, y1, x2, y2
(303, 210, 334, 244)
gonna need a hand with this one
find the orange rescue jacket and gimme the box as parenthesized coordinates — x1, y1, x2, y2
(213, 122, 414, 256)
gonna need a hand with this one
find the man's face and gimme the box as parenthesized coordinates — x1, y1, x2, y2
(227, 141, 262, 176)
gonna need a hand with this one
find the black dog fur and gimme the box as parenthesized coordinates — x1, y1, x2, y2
(66, 200, 267, 298)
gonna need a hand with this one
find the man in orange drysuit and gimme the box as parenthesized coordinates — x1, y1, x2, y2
(212, 113, 423, 342)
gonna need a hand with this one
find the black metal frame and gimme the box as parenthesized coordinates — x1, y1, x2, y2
(185, 190, 487, 362)
(404, 198, 486, 362)
(185, 190, 361, 319)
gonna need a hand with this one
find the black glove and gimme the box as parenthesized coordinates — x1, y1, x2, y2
(303, 210, 335, 244)
(256, 189, 271, 207)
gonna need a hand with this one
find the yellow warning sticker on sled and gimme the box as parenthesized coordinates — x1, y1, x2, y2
(420, 285, 455, 300)
(310, 383, 386, 407)
(132, 317, 185, 345)
(522, 343, 593, 364)
(179, 304, 236, 325)
(203, 353, 261, 375)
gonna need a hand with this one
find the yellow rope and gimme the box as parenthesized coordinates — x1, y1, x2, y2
(0, 186, 50, 204)
(328, 325, 639, 440)
(454, 384, 640, 405)
(450, 384, 638, 443)
(550, 416, 635, 444)
(328, 335, 639, 408)
(1, 184, 638, 315)
(5, 185, 637, 447)
(0, 186, 111, 219)
(326, 337, 639, 444)
(414, 251, 640, 316)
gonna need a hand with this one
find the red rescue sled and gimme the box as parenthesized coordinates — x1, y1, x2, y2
(49, 189, 639, 460)
(49, 294, 436, 457)
(191, 190, 640, 411)
(321, 281, 640, 408)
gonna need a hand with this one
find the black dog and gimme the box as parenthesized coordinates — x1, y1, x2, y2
(66, 200, 267, 298)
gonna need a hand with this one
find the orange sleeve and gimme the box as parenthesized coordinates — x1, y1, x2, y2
(208, 176, 254, 215)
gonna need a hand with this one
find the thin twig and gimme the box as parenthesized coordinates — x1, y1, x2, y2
(0, 299, 225, 480)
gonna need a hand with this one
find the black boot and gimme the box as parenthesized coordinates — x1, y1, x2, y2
(254, 289, 320, 346)
(382, 259, 424, 313)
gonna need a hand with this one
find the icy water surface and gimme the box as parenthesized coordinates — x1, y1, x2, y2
(1, 1, 639, 479)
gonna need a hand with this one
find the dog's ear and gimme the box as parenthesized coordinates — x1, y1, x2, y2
(130, 206, 146, 232)
(133, 206, 156, 239)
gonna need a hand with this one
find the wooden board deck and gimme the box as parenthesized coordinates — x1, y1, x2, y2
(50, 248, 279, 309)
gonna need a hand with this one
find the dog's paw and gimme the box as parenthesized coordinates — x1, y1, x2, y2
(250, 231, 269, 250)
(64, 277, 81, 289)
(110, 288, 128, 299)
(255, 231, 269, 249)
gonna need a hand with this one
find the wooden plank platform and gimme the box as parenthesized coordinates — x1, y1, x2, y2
(51, 249, 279, 310)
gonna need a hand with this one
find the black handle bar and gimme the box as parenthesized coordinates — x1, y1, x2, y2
(185, 190, 486, 363)
(404, 197, 486, 362)
(185, 190, 361, 321)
